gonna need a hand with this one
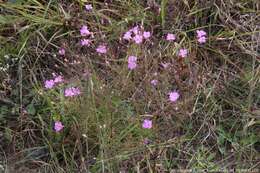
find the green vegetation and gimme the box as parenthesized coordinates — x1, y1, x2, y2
(0, 0, 259, 172)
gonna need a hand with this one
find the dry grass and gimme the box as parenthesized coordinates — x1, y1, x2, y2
(0, 0, 259, 172)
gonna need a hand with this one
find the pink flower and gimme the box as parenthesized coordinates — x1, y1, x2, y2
(58, 48, 65, 56)
(196, 30, 207, 38)
(143, 31, 151, 39)
(54, 121, 64, 132)
(166, 33, 176, 41)
(130, 26, 139, 35)
(151, 79, 158, 86)
(178, 48, 188, 58)
(85, 4, 93, 11)
(128, 56, 137, 70)
(80, 25, 91, 36)
(64, 87, 81, 97)
(54, 75, 64, 84)
(44, 79, 55, 89)
(196, 30, 207, 44)
(123, 31, 132, 40)
(198, 36, 206, 44)
(80, 39, 91, 46)
(96, 45, 107, 54)
(142, 119, 152, 129)
(169, 91, 180, 102)
(133, 34, 143, 44)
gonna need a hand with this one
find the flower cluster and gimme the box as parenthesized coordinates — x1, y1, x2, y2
(150, 79, 158, 86)
(81, 38, 91, 46)
(80, 25, 92, 47)
(64, 87, 81, 97)
(44, 75, 64, 89)
(58, 48, 65, 56)
(128, 56, 137, 70)
(123, 26, 151, 44)
(79, 25, 108, 54)
(166, 33, 176, 41)
(178, 48, 188, 58)
(142, 119, 152, 129)
(46, 77, 81, 132)
(54, 121, 64, 132)
(51, 22, 208, 133)
(85, 4, 92, 11)
(169, 91, 180, 102)
(196, 30, 207, 44)
(80, 25, 91, 36)
(96, 44, 107, 54)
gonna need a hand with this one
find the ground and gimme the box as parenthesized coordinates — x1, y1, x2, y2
(0, 0, 259, 172)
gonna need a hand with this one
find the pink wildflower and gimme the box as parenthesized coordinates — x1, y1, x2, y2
(54, 76, 63, 83)
(85, 4, 93, 11)
(131, 26, 139, 35)
(80, 39, 91, 46)
(80, 25, 91, 36)
(96, 45, 107, 54)
(123, 31, 132, 40)
(133, 34, 143, 44)
(64, 87, 81, 97)
(196, 30, 207, 38)
(58, 48, 65, 56)
(54, 121, 64, 132)
(142, 119, 152, 129)
(128, 56, 137, 70)
(166, 33, 176, 41)
(198, 36, 207, 44)
(44, 79, 55, 89)
(178, 48, 188, 58)
(143, 31, 151, 39)
(196, 30, 207, 44)
(169, 91, 180, 102)
(54, 75, 64, 84)
(151, 79, 158, 86)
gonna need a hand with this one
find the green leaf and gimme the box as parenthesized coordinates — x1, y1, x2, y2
(26, 103, 36, 115)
